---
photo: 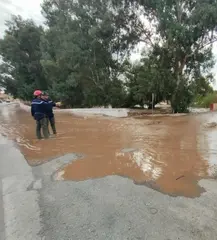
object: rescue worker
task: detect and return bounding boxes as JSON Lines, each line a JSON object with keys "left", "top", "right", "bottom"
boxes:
{"left": 31, "top": 90, "right": 49, "bottom": 140}
{"left": 42, "top": 92, "right": 58, "bottom": 135}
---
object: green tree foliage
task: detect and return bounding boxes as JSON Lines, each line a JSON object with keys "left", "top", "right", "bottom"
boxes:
{"left": 137, "top": 0, "right": 217, "bottom": 112}
{"left": 0, "top": 0, "right": 217, "bottom": 111}
{"left": 193, "top": 75, "right": 214, "bottom": 97}
{"left": 125, "top": 45, "right": 176, "bottom": 108}
{"left": 0, "top": 15, "right": 47, "bottom": 100}
{"left": 40, "top": 0, "right": 141, "bottom": 106}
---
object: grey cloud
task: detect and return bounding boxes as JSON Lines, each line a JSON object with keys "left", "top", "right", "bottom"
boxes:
{"left": 0, "top": 0, "right": 12, "bottom": 5}
{"left": 0, "top": 0, "right": 43, "bottom": 36}
{"left": 0, "top": 2, "right": 13, "bottom": 35}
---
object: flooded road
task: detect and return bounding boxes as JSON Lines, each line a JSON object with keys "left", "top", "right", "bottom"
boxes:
{"left": 0, "top": 104, "right": 217, "bottom": 198}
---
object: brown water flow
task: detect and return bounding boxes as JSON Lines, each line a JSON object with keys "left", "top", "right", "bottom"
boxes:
{"left": 0, "top": 104, "right": 216, "bottom": 197}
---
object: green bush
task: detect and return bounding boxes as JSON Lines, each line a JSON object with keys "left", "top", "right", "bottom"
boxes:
{"left": 194, "top": 93, "right": 217, "bottom": 108}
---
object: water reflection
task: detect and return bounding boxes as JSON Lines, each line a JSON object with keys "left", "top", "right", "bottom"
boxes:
{"left": 198, "top": 113, "right": 217, "bottom": 178}
{"left": 1, "top": 104, "right": 217, "bottom": 197}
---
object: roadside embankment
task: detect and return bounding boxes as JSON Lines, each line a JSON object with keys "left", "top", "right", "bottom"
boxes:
{"left": 18, "top": 102, "right": 210, "bottom": 118}
{"left": 19, "top": 102, "right": 130, "bottom": 118}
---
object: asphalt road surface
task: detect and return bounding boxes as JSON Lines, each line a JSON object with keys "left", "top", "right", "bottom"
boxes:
{"left": 0, "top": 104, "right": 217, "bottom": 240}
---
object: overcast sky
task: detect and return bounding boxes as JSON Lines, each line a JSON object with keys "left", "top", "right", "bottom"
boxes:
{"left": 0, "top": 0, "right": 43, "bottom": 36}
{"left": 0, "top": 0, "right": 217, "bottom": 88}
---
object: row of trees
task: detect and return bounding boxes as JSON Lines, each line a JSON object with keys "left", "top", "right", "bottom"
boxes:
{"left": 0, "top": 0, "right": 217, "bottom": 112}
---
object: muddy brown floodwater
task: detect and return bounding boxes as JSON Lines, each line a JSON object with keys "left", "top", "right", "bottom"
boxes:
{"left": 1, "top": 104, "right": 217, "bottom": 198}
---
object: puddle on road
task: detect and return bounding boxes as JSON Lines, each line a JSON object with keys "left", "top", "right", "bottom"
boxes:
{"left": 0, "top": 104, "right": 217, "bottom": 197}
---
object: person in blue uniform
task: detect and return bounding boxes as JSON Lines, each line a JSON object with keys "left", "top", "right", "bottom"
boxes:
{"left": 42, "top": 92, "right": 58, "bottom": 135}
{"left": 31, "top": 90, "right": 49, "bottom": 139}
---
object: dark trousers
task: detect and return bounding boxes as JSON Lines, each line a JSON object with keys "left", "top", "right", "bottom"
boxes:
{"left": 36, "top": 118, "right": 49, "bottom": 139}
{"left": 47, "top": 116, "right": 57, "bottom": 134}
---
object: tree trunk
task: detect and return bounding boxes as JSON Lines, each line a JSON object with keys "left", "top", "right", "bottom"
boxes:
{"left": 171, "top": 61, "right": 185, "bottom": 113}
{"left": 148, "top": 102, "right": 155, "bottom": 110}
{"left": 171, "top": 73, "right": 190, "bottom": 113}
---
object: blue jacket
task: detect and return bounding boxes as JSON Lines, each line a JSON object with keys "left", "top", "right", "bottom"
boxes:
{"left": 46, "top": 98, "right": 56, "bottom": 118}
{"left": 31, "top": 98, "right": 48, "bottom": 121}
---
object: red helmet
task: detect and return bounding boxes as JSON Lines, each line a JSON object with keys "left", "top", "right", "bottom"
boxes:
{"left": 33, "top": 90, "right": 42, "bottom": 96}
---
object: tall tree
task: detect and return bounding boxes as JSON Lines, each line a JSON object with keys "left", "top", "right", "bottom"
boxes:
{"left": 137, "top": 0, "right": 217, "bottom": 112}
{"left": 40, "top": 0, "right": 142, "bottom": 107}
{"left": 0, "top": 15, "right": 47, "bottom": 100}
{"left": 125, "top": 47, "right": 175, "bottom": 108}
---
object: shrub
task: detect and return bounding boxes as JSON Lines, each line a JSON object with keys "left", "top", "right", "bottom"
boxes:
{"left": 194, "top": 93, "right": 217, "bottom": 108}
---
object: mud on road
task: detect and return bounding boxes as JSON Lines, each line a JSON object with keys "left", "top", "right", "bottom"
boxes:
{"left": 0, "top": 104, "right": 217, "bottom": 198}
